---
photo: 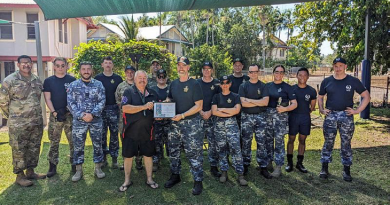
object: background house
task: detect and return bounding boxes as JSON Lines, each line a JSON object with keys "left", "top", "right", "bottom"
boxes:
{"left": 0, "top": 0, "right": 96, "bottom": 81}
{"left": 257, "top": 34, "right": 289, "bottom": 61}
{"left": 87, "top": 23, "right": 190, "bottom": 56}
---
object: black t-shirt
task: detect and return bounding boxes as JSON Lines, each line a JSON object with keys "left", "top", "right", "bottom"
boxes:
{"left": 267, "top": 82, "right": 296, "bottom": 108}
{"left": 197, "top": 78, "right": 221, "bottom": 111}
{"left": 228, "top": 74, "right": 250, "bottom": 94}
{"left": 212, "top": 92, "right": 241, "bottom": 117}
{"left": 43, "top": 74, "right": 76, "bottom": 111}
{"left": 95, "top": 73, "right": 123, "bottom": 105}
{"left": 291, "top": 84, "right": 317, "bottom": 114}
{"left": 168, "top": 78, "right": 203, "bottom": 119}
{"left": 122, "top": 86, "right": 158, "bottom": 141}
{"left": 151, "top": 85, "right": 169, "bottom": 102}
{"left": 319, "top": 75, "right": 366, "bottom": 111}
{"left": 238, "top": 80, "right": 269, "bottom": 114}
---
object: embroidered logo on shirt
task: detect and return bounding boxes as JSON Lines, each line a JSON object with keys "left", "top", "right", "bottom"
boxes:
{"left": 211, "top": 85, "right": 215, "bottom": 90}
{"left": 227, "top": 98, "right": 232, "bottom": 103}
{"left": 111, "top": 79, "right": 115, "bottom": 84}
{"left": 346, "top": 85, "right": 351, "bottom": 92}
{"left": 184, "top": 86, "right": 189, "bottom": 92}
{"left": 277, "top": 88, "right": 282, "bottom": 93}
{"left": 122, "top": 96, "right": 128, "bottom": 104}
{"left": 258, "top": 89, "right": 261, "bottom": 95}
{"left": 305, "top": 94, "right": 310, "bottom": 101}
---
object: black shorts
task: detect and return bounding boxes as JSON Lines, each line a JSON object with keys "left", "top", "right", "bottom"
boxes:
{"left": 122, "top": 137, "right": 156, "bottom": 158}
{"left": 288, "top": 113, "right": 311, "bottom": 136}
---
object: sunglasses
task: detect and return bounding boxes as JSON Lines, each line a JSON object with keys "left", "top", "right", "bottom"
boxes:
{"left": 55, "top": 64, "right": 66, "bottom": 68}
{"left": 248, "top": 71, "right": 259, "bottom": 74}
{"left": 220, "top": 81, "right": 231, "bottom": 85}
{"left": 274, "top": 71, "right": 285, "bottom": 74}
{"left": 157, "top": 75, "right": 166, "bottom": 79}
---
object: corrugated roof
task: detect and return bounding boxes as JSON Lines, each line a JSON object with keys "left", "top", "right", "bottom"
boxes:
{"left": 137, "top": 25, "right": 174, "bottom": 40}
{"left": 100, "top": 23, "right": 125, "bottom": 39}
{"left": 0, "top": 0, "right": 36, "bottom": 4}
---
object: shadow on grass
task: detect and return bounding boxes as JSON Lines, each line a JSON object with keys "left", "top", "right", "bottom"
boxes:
{"left": 0, "top": 142, "right": 8, "bottom": 146}
{"left": 0, "top": 143, "right": 389, "bottom": 204}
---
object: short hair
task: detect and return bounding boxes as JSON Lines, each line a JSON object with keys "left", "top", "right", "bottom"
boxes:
{"left": 53, "top": 57, "right": 67, "bottom": 65}
{"left": 134, "top": 70, "right": 147, "bottom": 79}
{"left": 102, "top": 56, "right": 113, "bottom": 62}
{"left": 79, "top": 61, "right": 93, "bottom": 68}
{"left": 18, "top": 55, "right": 32, "bottom": 63}
{"left": 273, "top": 64, "right": 286, "bottom": 73}
{"left": 297, "top": 67, "right": 309, "bottom": 76}
{"left": 249, "top": 64, "right": 259, "bottom": 70}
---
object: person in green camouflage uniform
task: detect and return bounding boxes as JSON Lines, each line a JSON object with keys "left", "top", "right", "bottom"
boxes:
{"left": 0, "top": 55, "right": 46, "bottom": 187}
{"left": 147, "top": 59, "right": 161, "bottom": 88}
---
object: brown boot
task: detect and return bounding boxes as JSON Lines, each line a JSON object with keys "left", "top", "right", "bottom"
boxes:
{"left": 26, "top": 168, "right": 46, "bottom": 180}
{"left": 15, "top": 172, "right": 33, "bottom": 187}
{"left": 238, "top": 174, "right": 248, "bottom": 186}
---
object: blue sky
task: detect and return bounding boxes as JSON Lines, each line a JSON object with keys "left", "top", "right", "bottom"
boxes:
{"left": 107, "top": 3, "right": 334, "bottom": 55}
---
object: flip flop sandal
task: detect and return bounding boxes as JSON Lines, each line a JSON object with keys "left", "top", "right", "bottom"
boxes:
{"left": 145, "top": 181, "right": 159, "bottom": 189}
{"left": 118, "top": 181, "right": 133, "bottom": 192}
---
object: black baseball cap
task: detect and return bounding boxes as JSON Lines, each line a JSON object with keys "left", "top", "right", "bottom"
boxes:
{"left": 333, "top": 57, "right": 347, "bottom": 65}
{"left": 125, "top": 65, "right": 136, "bottom": 72}
{"left": 219, "top": 75, "right": 231, "bottom": 83}
{"left": 157, "top": 69, "right": 166, "bottom": 76}
{"left": 233, "top": 57, "right": 244, "bottom": 64}
{"left": 202, "top": 61, "right": 213, "bottom": 69}
{"left": 177, "top": 56, "right": 190, "bottom": 65}
{"left": 151, "top": 59, "right": 160, "bottom": 64}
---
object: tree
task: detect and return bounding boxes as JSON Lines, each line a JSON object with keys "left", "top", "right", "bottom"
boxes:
{"left": 91, "top": 16, "right": 116, "bottom": 25}
{"left": 116, "top": 15, "right": 139, "bottom": 42}
{"left": 293, "top": 0, "right": 390, "bottom": 74}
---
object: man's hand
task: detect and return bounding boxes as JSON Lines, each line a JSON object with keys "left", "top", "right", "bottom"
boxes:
{"left": 200, "top": 110, "right": 211, "bottom": 120}
{"left": 171, "top": 114, "right": 182, "bottom": 122}
{"left": 276, "top": 106, "right": 286, "bottom": 113}
{"left": 320, "top": 108, "right": 331, "bottom": 116}
{"left": 83, "top": 113, "right": 93, "bottom": 122}
{"left": 345, "top": 107, "right": 358, "bottom": 116}
{"left": 145, "top": 102, "right": 154, "bottom": 110}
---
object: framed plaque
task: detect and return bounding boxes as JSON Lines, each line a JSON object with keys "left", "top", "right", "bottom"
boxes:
{"left": 154, "top": 102, "right": 176, "bottom": 118}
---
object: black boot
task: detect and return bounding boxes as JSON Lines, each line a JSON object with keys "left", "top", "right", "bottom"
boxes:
{"left": 135, "top": 156, "right": 143, "bottom": 170}
{"left": 285, "top": 154, "right": 294, "bottom": 172}
{"left": 342, "top": 165, "right": 353, "bottom": 182}
{"left": 192, "top": 181, "right": 203, "bottom": 195}
{"left": 296, "top": 155, "right": 308, "bottom": 173}
{"left": 243, "top": 165, "right": 249, "bottom": 176}
{"left": 164, "top": 174, "right": 181, "bottom": 188}
{"left": 210, "top": 166, "right": 221, "bottom": 177}
{"left": 71, "top": 165, "right": 76, "bottom": 173}
{"left": 260, "top": 167, "right": 273, "bottom": 179}
{"left": 319, "top": 163, "right": 329, "bottom": 179}
{"left": 47, "top": 162, "right": 57, "bottom": 178}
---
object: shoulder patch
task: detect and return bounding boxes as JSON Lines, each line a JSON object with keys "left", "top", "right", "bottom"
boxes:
{"left": 122, "top": 96, "right": 128, "bottom": 104}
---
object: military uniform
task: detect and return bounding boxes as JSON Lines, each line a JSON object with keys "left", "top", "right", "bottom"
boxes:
{"left": 212, "top": 92, "right": 244, "bottom": 174}
{"left": 147, "top": 77, "right": 158, "bottom": 89}
{"left": 115, "top": 81, "right": 133, "bottom": 135}
{"left": 47, "top": 112, "right": 73, "bottom": 165}
{"left": 0, "top": 71, "right": 43, "bottom": 174}
{"left": 67, "top": 79, "right": 106, "bottom": 165}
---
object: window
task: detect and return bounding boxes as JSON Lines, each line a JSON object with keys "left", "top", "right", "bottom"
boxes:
{"left": 0, "top": 12, "right": 12, "bottom": 39}
{"left": 280, "top": 49, "right": 285, "bottom": 57}
{"left": 4, "top": 62, "right": 15, "bottom": 77}
{"left": 58, "top": 19, "right": 63, "bottom": 42}
{"left": 26, "top": 13, "right": 38, "bottom": 39}
{"left": 63, "top": 20, "right": 68, "bottom": 44}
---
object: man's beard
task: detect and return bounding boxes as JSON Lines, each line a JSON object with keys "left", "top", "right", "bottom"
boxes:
{"left": 81, "top": 74, "right": 92, "bottom": 80}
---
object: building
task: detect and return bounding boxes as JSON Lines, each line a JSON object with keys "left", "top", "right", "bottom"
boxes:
{"left": 0, "top": 0, "right": 96, "bottom": 81}
{"left": 258, "top": 34, "right": 289, "bottom": 61}
{"left": 87, "top": 23, "right": 190, "bottom": 56}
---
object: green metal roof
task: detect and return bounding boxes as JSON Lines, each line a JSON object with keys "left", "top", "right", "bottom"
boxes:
{"left": 33, "top": 0, "right": 310, "bottom": 20}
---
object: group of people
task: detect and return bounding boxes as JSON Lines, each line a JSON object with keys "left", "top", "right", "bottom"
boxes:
{"left": 0, "top": 54, "right": 369, "bottom": 196}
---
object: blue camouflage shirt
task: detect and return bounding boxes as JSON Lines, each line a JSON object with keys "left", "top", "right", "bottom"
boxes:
{"left": 67, "top": 79, "right": 106, "bottom": 120}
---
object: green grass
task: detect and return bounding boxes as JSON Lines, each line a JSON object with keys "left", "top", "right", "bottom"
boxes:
{"left": 0, "top": 108, "right": 389, "bottom": 205}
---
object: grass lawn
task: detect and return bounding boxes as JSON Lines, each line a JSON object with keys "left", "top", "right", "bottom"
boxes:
{"left": 0, "top": 108, "right": 389, "bottom": 205}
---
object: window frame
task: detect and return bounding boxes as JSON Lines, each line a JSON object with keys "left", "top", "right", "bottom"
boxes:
{"left": 0, "top": 11, "right": 13, "bottom": 40}
{"left": 26, "top": 13, "right": 39, "bottom": 40}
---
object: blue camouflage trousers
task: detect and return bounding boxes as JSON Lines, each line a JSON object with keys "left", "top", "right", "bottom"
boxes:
{"left": 203, "top": 116, "right": 218, "bottom": 167}
{"left": 101, "top": 105, "right": 119, "bottom": 158}
{"left": 214, "top": 117, "right": 244, "bottom": 174}
{"left": 241, "top": 112, "right": 268, "bottom": 167}
{"left": 72, "top": 118, "right": 104, "bottom": 165}
{"left": 321, "top": 111, "right": 355, "bottom": 166}
{"left": 153, "top": 120, "right": 170, "bottom": 163}
{"left": 168, "top": 115, "right": 204, "bottom": 181}
{"left": 266, "top": 108, "right": 288, "bottom": 166}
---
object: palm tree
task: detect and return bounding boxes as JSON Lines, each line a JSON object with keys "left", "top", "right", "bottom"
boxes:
{"left": 117, "top": 15, "right": 138, "bottom": 42}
